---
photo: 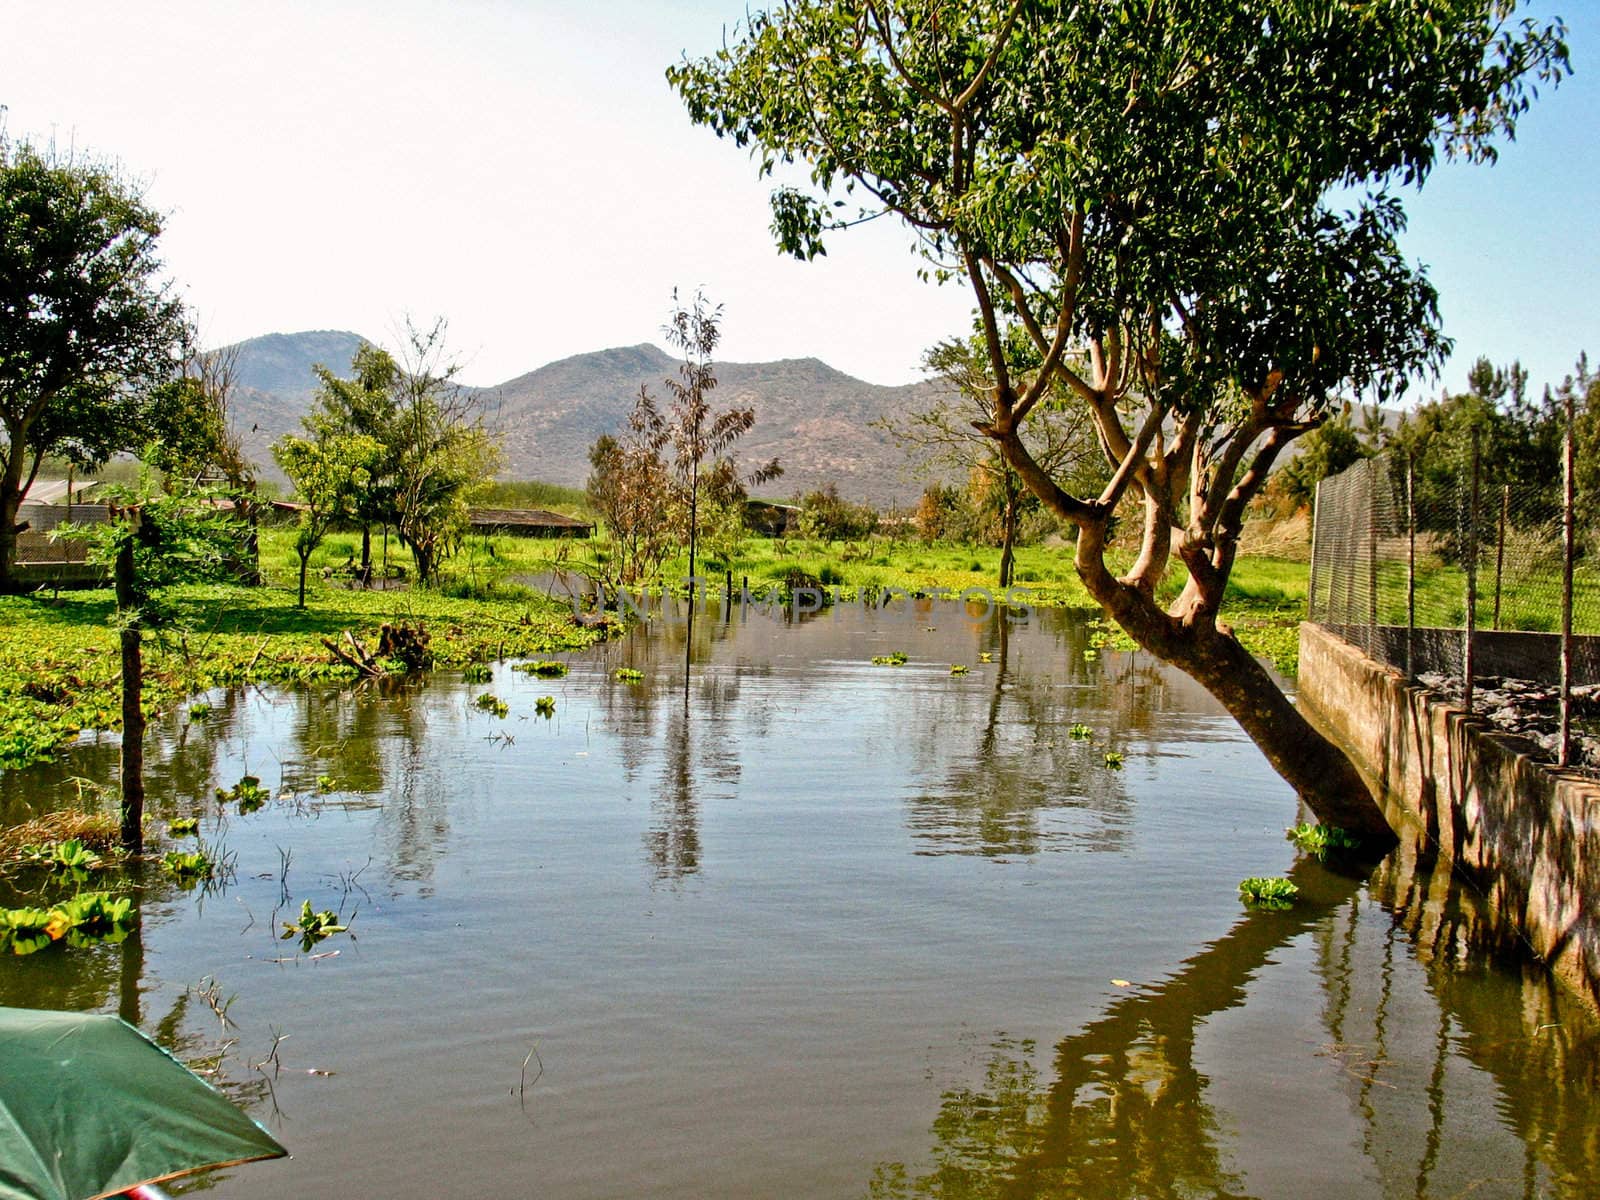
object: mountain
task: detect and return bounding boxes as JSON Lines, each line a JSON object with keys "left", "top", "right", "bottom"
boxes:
{"left": 222, "top": 331, "right": 950, "bottom": 506}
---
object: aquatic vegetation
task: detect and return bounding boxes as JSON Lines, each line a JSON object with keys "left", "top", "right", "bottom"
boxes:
{"left": 1, "top": 892, "right": 137, "bottom": 955}
{"left": 0, "top": 809, "right": 119, "bottom": 865}
{"left": 1102, "top": 750, "right": 1125, "bottom": 769}
{"left": 216, "top": 774, "right": 270, "bottom": 813}
{"left": 949, "top": 664, "right": 970, "bottom": 675}
{"left": 513, "top": 659, "right": 569, "bottom": 677}
{"left": 19, "top": 838, "right": 103, "bottom": 874}
{"left": 188, "top": 702, "right": 213, "bottom": 720}
{"left": 614, "top": 667, "right": 645, "bottom": 683}
{"left": 1286, "top": 823, "right": 1361, "bottom": 859}
{"left": 316, "top": 774, "right": 338, "bottom": 794}
{"left": 168, "top": 817, "right": 200, "bottom": 838}
{"left": 1238, "top": 877, "right": 1299, "bottom": 911}
{"left": 474, "top": 693, "right": 510, "bottom": 718}
{"left": 281, "top": 899, "right": 348, "bottom": 952}
{"left": 534, "top": 695, "right": 557, "bottom": 717}
{"left": 1082, "top": 648, "right": 1099, "bottom": 661}
{"left": 1068, "top": 724, "right": 1093, "bottom": 740}
{"left": 978, "top": 652, "right": 993, "bottom": 663}
{"left": 871, "top": 651, "right": 908, "bottom": 666}
{"left": 462, "top": 662, "right": 494, "bottom": 684}
{"left": 162, "top": 850, "right": 215, "bottom": 880}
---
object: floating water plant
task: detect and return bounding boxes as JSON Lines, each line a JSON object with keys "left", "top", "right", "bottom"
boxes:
{"left": 168, "top": 817, "right": 200, "bottom": 838}
{"left": 474, "top": 693, "right": 510, "bottom": 718}
{"left": 162, "top": 850, "right": 214, "bottom": 880}
{"left": 316, "top": 774, "right": 338, "bottom": 794}
{"left": 949, "top": 664, "right": 970, "bottom": 675}
{"left": 281, "top": 899, "right": 348, "bottom": 952}
{"left": 1068, "top": 724, "right": 1093, "bottom": 740}
{"left": 1286, "top": 823, "right": 1360, "bottom": 859}
{"left": 1083, "top": 648, "right": 1099, "bottom": 661}
{"left": 1103, "top": 750, "right": 1125, "bottom": 769}
{"left": 1, "top": 892, "right": 137, "bottom": 955}
{"left": 216, "top": 775, "right": 269, "bottom": 813}
{"left": 188, "top": 702, "right": 213, "bottom": 720}
{"left": 614, "top": 667, "right": 645, "bottom": 683}
{"left": 534, "top": 695, "right": 557, "bottom": 717}
{"left": 1239, "top": 877, "right": 1299, "bottom": 911}
{"left": 20, "top": 838, "right": 103, "bottom": 874}
{"left": 871, "top": 651, "right": 909, "bottom": 666}
{"left": 513, "top": 660, "right": 569, "bottom": 678}
{"left": 462, "top": 662, "right": 494, "bottom": 684}
{"left": 978, "top": 652, "right": 993, "bottom": 663}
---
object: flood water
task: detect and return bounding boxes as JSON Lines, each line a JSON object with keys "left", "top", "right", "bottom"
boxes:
{"left": 3, "top": 596, "right": 1598, "bottom": 1199}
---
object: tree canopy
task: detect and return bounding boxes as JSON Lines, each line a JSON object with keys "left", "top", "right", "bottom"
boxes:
{"left": 670, "top": 0, "right": 1568, "bottom": 837}
{"left": 0, "top": 132, "right": 188, "bottom": 588}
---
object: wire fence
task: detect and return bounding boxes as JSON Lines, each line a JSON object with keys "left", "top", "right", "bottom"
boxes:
{"left": 1309, "top": 429, "right": 1597, "bottom": 773}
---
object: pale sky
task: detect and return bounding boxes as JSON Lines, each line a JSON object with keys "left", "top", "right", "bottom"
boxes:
{"left": 2, "top": 0, "right": 1594, "bottom": 397}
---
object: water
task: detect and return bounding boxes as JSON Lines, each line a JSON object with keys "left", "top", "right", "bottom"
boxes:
{"left": 2, "top": 598, "right": 1597, "bottom": 1199}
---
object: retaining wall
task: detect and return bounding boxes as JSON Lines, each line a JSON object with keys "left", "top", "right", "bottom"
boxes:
{"left": 1298, "top": 620, "right": 1600, "bottom": 1012}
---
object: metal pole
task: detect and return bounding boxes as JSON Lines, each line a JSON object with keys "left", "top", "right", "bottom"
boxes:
{"left": 1560, "top": 387, "right": 1576, "bottom": 767}
{"left": 1493, "top": 484, "right": 1509, "bottom": 630}
{"left": 1367, "top": 463, "right": 1379, "bottom": 656}
{"left": 1407, "top": 454, "right": 1416, "bottom": 680}
{"left": 1308, "top": 478, "right": 1323, "bottom": 622}
{"left": 1464, "top": 429, "right": 1481, "bottom": 714}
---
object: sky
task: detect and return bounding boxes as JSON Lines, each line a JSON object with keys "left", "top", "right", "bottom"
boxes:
{"left": 1, "top": 0, "right": 1594, "bottom": 397}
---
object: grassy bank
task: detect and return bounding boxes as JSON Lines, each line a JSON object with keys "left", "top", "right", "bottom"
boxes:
{"left": 0, "top": 564, "right": 605, "bottom": 772}
{"left": 0, "top": 524, "right": 1310, "bottom": 776}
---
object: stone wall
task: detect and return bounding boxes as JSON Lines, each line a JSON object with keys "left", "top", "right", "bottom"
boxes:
{"left": 1298, "top": 621, "right": 1600, "bottom": 1012}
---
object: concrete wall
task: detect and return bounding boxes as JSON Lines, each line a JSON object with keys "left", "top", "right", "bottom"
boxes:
{"left": 1299, "top": 621, "right": 1600, "bottom": 1013}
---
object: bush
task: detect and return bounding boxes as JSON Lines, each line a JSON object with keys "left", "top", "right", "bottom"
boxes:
{"left": 797, "top": 484, "right": 878, "bottom": 541}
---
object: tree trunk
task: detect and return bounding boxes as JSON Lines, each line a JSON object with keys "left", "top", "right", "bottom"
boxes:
{"left": 297, "top": 548, "right": 310, "bottom": 608}
{"left": 999, "top": 496, "right": 1018, "bottom": 590}
{"left": 115, "top": 535, "right": 144, "bottom": 854}
{"left": 0, "top": 475, "right": 28, "bottom": 595}
{"left": 1085, "top": 560, "right": 1394, "bottom": 846}
{"left": 1182, "top": 625, "right": 1394, "bottom": 847}
{"left": 360, "top": 524, "right": 372, "bottom": 587}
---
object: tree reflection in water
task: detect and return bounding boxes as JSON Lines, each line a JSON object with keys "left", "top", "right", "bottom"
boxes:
{"left": 868, "top": 853, "right": 1600, "bottom": 1199}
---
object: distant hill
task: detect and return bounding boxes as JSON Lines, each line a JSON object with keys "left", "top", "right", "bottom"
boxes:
{"left": 221, "top": 331, "right": 949, "bottom": 506}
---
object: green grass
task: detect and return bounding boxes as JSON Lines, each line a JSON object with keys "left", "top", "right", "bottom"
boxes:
{"left": 0, "top": 533, "right": 606, "bottom": 772}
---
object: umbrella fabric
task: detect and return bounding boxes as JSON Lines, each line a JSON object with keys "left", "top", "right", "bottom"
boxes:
{"left": 0, "top": 1007, "right": 287, "bottom": 1200}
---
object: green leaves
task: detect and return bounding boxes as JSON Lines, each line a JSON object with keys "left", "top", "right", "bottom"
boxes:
{"left": 280, "top": 899, "right": 348, "bottom": 952}
{"left": 1, "top": 891, "right": 137, "bottom": 955}
{"left": 1239, "top": 876, "right": 1299, "bottom": 910}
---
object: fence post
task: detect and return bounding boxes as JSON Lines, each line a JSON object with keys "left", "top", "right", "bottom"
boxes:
{"left": 1366, "top": 462, "right": 1379, "bottom": 656}
{"left": 1492, "top": 484, "right": 1509, "bottom": 631}
{"left": 1406, "top": 453, "right": 1416, "bottom": 680}
{"left": 1464, "top": 428, "right": 1480, "bottom": 715}
{"left": 1560, "top": 385, "right": 1576, "bottom": 767}
{"left": 1308, "top": 479, "right": 1323, "bottom": 622}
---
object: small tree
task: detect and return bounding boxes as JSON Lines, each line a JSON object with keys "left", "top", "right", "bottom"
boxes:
{"left": 389, "top": 321, "right": 500, "bottom": 585}
{"left": 305, "top": 343, "right": 401, "bottom": 581}
{"left": 273, "top": 433, "right": 381, "bottom": 607}
{"left": 586, "top": 409, "right": 677, "bottom": 588}
{"left": 797, "top": 484, "right": 878, "bottom": 541}
{"left": 0, "top": 131, "right": 188, "bottom": 590}
{"left": 657, "top": 292, "right": 780, "bottom": 585}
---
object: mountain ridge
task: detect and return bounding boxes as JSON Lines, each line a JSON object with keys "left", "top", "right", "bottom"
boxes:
{"left": 219, "top": 330, "right": 946, "bottom": 505}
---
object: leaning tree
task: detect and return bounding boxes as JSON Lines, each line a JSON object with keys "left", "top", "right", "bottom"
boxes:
{"left": 670, "top": 0, "right": 1567, "bottom": 841}
{"left": 0, "top": 132, "right": 188, "bottom": 591}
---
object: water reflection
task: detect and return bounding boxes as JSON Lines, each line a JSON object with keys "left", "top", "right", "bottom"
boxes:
{"left": 870, "top": 845, "right": 1600, "bottom": 1199}
{"left": 4, "top": 599, "right": 1598, "bottom": 1199}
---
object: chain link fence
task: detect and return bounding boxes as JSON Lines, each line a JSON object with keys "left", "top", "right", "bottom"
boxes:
{"left": 1309, "top": 434, "right": 1598, "bottom": 772}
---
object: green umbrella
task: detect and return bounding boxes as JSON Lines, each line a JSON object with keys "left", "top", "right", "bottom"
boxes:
{"left": 0, "top": 1007, "right": 287, "bottom": 1200}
